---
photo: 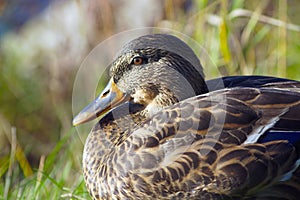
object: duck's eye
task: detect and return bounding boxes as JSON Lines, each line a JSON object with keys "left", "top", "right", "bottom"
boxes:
{"left": 132, "top": 57, "right": 144, "bottom": 65}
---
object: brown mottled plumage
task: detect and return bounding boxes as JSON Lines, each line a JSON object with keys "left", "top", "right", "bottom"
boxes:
{"left": 73, "top": 34, "right": 300, "bottom": 199}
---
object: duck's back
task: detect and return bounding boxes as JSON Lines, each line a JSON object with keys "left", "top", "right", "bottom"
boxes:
{"left": 85, "top": 85, "right": 300, "bottom": 199}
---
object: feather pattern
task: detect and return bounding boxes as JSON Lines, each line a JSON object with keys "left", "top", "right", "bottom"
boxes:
{"left": 73, "top": 34, "right": 300, "bottom": 199}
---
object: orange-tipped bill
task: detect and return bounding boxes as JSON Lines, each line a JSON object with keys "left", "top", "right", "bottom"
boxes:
{"left": 73, "top": 78, "right": 130, "bottom": 126}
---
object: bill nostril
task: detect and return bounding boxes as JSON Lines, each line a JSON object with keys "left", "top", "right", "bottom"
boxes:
{"left": 102, "top": 90, "right": 110, "bottom": 98}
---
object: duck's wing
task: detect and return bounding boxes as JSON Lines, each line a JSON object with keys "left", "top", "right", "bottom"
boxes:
{"left": 206, "top": 75, "right": 300, "bottom": 91}
{"left": 259, "top": 79, "right": 300, "bottom": 132}
{"left": 121, "top": 87, "right": 300, "bottom": 198}
{"left": 249, "top": 166, "right": 300, "bottom": 200}
{"left": 207, "top": 76, "right": 300, "bottom": 138}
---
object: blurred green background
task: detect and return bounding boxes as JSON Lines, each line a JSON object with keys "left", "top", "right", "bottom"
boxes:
{"left": 1, "top": 0, "right": 300, "bottom": 199}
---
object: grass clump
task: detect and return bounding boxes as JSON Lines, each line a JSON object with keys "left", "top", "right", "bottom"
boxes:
{"left": 0, "top": 127, "right": 90, "bottom": 200}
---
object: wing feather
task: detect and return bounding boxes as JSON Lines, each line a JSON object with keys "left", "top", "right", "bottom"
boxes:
{"left": 123, "top": 87, "right": 300, "bottom": 198}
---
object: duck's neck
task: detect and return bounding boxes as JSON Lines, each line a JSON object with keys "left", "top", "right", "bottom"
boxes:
{"left": 98, "top": 103, "right": 146, "bottom": 144}
{"left": 82, "top": 102, "right": 147, "bottom": 198}
{"left": 89, "top": 102, "right": 147, "bottom": 150}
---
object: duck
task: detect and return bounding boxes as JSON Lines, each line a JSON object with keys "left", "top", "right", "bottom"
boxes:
{"left": 73, "top": 34, "right": 300, "bottom": 200}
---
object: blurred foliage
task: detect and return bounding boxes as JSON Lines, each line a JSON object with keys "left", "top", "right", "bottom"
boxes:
{"left": 0, "top": 0, "right": 300, "bottom": 198}
{"left": 0, "top": 0, "right": 53, "bottom": 37}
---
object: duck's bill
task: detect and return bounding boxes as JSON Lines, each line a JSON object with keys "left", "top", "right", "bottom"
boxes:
{"left": 72, "top": 78, "right": 130, "bottom": 126}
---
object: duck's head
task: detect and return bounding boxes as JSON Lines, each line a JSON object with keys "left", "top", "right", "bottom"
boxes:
{"left": 73, "top": 34, "right": 208, "bottom": 126}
